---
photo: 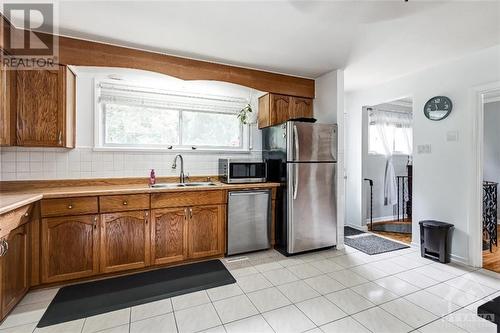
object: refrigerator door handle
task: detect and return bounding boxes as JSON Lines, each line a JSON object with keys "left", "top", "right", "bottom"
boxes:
{"left": 293, "top": 125, "right": 299, "bottom": 161}
{"left": 293, "top": 163, "right": 299, "bottom": 200}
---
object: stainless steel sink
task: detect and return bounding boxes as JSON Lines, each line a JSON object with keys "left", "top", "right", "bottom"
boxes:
{"left": 183, "top": 182, "right": 217, "bottom": 187}
{"left": 151, "top": 182, "right": 217, "bottom": 188}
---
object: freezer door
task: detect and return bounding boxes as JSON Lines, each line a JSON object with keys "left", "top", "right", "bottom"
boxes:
{"left": 287, "top": 162, "right": 337, "bottom": 253}
{"left": 227, "top": 190, "right": 271, "bottom": 255}
{"left": 287, "top": 122, "right": 337, "bottom": 162}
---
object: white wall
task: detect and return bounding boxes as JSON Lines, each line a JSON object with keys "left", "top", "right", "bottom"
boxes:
{"left": 345, "top": 45, "right": 500, "bottom": 264}
{"left": 483, "top": 101, "right": 500, "bottom": 215}
{"left": 0, "top": 67, "right": 263, "bottom": 180}
{"left": 314, "top": 69, "right": 345, "bottom": 248}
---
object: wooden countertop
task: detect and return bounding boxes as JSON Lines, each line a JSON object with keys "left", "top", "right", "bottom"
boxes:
{"left": 0, "top": 181, "right": 280, "bottom": 215}
{"left": 0, "top": 193, "right": 44, "bottom": 214}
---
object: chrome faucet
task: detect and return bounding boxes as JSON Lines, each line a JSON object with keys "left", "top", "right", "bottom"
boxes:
{"left": 172, "top": 154, "right": 186, "bottom": 183}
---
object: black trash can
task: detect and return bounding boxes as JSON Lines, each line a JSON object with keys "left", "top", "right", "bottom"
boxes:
{"left": 419, "top": 220, "right": 454, "bottom": 263}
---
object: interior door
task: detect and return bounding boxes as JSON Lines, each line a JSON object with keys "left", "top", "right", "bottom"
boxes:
{"left": 287, "top": 162, "right": 337, "bottom": 253}
{"left": 287, "top": 122, "right": 337, "bottom": 162}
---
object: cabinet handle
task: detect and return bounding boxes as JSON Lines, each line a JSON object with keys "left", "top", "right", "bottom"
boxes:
{"left": 0, "top": 241, "right": 5, "bottom": 256}
{"left": 58, "top": 131, "right": 62, "bottom": 145}
{"left": 2, "top": 240, "right": 8, "bottom": 256}
{"left": 24, "top": 212, "right": 29, "bottom": 217}
{"left": 122, "top": 201, "right": 128, "bottom": 206}
{"left": 93, "top": 216, "right": 97, "bottom": 229}
{"left": 68, "top": 204, "right": 73, "bottom": 209}
{"left": 189, "top": 208, "right": 193, "bottom": 219}
{"left": 184, "top": 208, "right": 188, "bottom": 220}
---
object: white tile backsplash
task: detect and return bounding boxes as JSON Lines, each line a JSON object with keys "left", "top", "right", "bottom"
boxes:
{"left": 0, "top": 147, "right": 261, "bottom": 181}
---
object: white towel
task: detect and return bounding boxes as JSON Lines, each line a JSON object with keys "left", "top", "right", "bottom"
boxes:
{"left": 384, "top": 157, "right": 397, "bottom": 206}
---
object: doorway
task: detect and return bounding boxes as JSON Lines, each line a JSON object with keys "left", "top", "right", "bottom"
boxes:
{"left": 363, "top": 97, "right": 413, "bottom": 244}
{"left": 482, "top": 90, "right": 500, "bottom": 273}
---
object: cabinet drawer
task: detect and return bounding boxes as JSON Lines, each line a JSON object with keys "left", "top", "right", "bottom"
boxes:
{"left": 41, "top": 197, "right": 98, "bottom": 217}
{"left": 151, "top": 190, "right": 225, "bottom": 209}
{"left": 99, "top": 194, "right": 150, "bottom": 213}
{"left": 0, "top": 204, "right": 33, "bottom": 238}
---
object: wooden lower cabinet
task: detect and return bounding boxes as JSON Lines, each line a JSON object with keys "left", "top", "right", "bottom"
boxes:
{"left": 1, "top": 224, "right": 29, "bottom": 317}
{"left": 151, "top": 208, "right": 188, "bottom": 265}
{"left": 188, "top": 205, "right": 225, "bottom": 259}
{"left": 41, "top": 215, "right": 99, "bottom": 283}
{"left": 100, "top": 210, "right": 150, "bottom": 273}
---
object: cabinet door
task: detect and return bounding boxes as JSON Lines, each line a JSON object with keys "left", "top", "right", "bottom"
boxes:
{"left": 100, "top": 210, "right": 150, "bottom": 273}
{"left": 270, "top": 94, "right": 290, "bottom": 125}
{"left": 187, "top": 205, "right": 224, "bottom": 259}
{"left": 1, "top": 224, "right": 29, "bottom": 316}
{"left": 41, "top": 215, "right": 99, "bottom": 283}
{"left": 289, "top": 97, "right": 313, "bottom": 119}
{"left": 15, "top": 65, "right": 75, "bottom": 147}
{"left": 151, "top": 208, "right": 187, "bottom": 265}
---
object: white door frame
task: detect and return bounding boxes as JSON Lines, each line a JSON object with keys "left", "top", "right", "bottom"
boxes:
{"left": 469, "top": 81, "right": 500, "bottom": 268}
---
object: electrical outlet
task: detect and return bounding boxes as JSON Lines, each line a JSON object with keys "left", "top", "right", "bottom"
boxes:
{"left": 446, "top": 130, "right": 459, "bottom": 142}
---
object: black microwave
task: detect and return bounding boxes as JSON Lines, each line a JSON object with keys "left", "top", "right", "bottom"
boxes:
{"left": 218, "top": 159, "right": 267, "bottom": 183}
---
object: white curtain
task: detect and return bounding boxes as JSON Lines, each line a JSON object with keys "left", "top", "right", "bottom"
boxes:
{"left": 370, "top": 110, "right": 412, "bottom": 206}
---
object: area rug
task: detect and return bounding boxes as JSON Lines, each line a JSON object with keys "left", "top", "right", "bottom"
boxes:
{"left": 344, "top": 226, "right": 409, "bottom": 255}
{"left": 37, "top": 260, "right": 235, "bottom": 328}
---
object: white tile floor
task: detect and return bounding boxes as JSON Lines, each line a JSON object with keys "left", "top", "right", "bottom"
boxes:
{"left": 0, "top": 245, "right": 499, "bottom": 333}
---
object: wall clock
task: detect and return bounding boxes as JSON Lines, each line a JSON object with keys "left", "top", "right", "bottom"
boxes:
{"left": 424, "top": 96, "right": 453, "bottom": 121}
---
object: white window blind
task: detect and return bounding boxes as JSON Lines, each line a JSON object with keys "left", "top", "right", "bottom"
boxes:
{"left": 95, "top": 82, "right": 249, "bottom": 151}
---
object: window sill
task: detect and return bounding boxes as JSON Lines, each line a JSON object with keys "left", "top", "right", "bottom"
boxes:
{"left": 93, "top": 147, "right": 253, "bottom": 154}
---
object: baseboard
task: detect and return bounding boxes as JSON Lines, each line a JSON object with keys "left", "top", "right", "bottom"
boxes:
{"left": 365, "top": 215, "right": 399, "bottom": 223}
{"left": 345, "top": 223, "right": 368, "bottom": 232}
{"left": 411, "top": 241, "right": 471, "bottom": 266}
{"left": 450, "top": 253, "right": 470, "bottom": 266}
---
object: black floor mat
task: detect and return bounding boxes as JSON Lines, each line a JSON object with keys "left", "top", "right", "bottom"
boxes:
{"left": 344, "top": 226, "right": 366, "bottom": 237}
{"left": 37, "top": 260, "right": 235, "bottom": 328}
{"left": 345, "top": 234, "right": 409, "bottom": 255}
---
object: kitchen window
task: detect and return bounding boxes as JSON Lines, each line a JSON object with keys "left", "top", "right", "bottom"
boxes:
{"left": 95, "top": 81, "right": 248, "bottom": 151}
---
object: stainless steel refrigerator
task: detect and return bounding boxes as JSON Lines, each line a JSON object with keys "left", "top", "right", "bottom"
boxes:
{"left": 262, "top": 120, "right": 337, "bottom": 255}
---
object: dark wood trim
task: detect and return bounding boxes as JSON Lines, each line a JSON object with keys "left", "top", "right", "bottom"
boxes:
{"left": 1, "top": 13, "right": 314, "bottom": 98}
{"left": 55, "top": 35, "right": 314, "bottom": 98}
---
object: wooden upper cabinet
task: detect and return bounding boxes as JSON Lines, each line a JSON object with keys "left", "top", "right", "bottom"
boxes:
{"left": 41, "top": 215, "right": 99, "bottom": 283}
{"left": 0, "top": 60, "right": 14, "bottom": 146}
{"left": 151, "top": 208, "right": 187, "bottom": 265}
{"left": 1, "top": 223, "right": 29, "bottom": 317}
{"left": 187, "top": 205, "right": 224, "bottom": 259}
{"left": 15, "top": 65, "right": 75, "bottom": 148}
{"left": 289, "top": 97, "right": 313, "bottom": 120}
{"left": 270, "top": 94, "right": 291, "bottom": 125}
{"left": 258, "top": 93, "right": 313, "bottom": 128}
{"left": 100, "top": 210, "right": 150, "bottom": 273}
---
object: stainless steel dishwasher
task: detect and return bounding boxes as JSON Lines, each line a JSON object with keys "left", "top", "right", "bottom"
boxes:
{"left": 227, "top": 190, "right": 271, "bottom": 256}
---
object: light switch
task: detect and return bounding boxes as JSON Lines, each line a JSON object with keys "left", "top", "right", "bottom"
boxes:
{"left": 417, "top": 144, "right": 431, "bottom": 154}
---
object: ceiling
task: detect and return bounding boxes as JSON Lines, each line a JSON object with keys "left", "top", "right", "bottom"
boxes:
{"left": 4, "top": 1, "right": 500, "bottom": 91}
